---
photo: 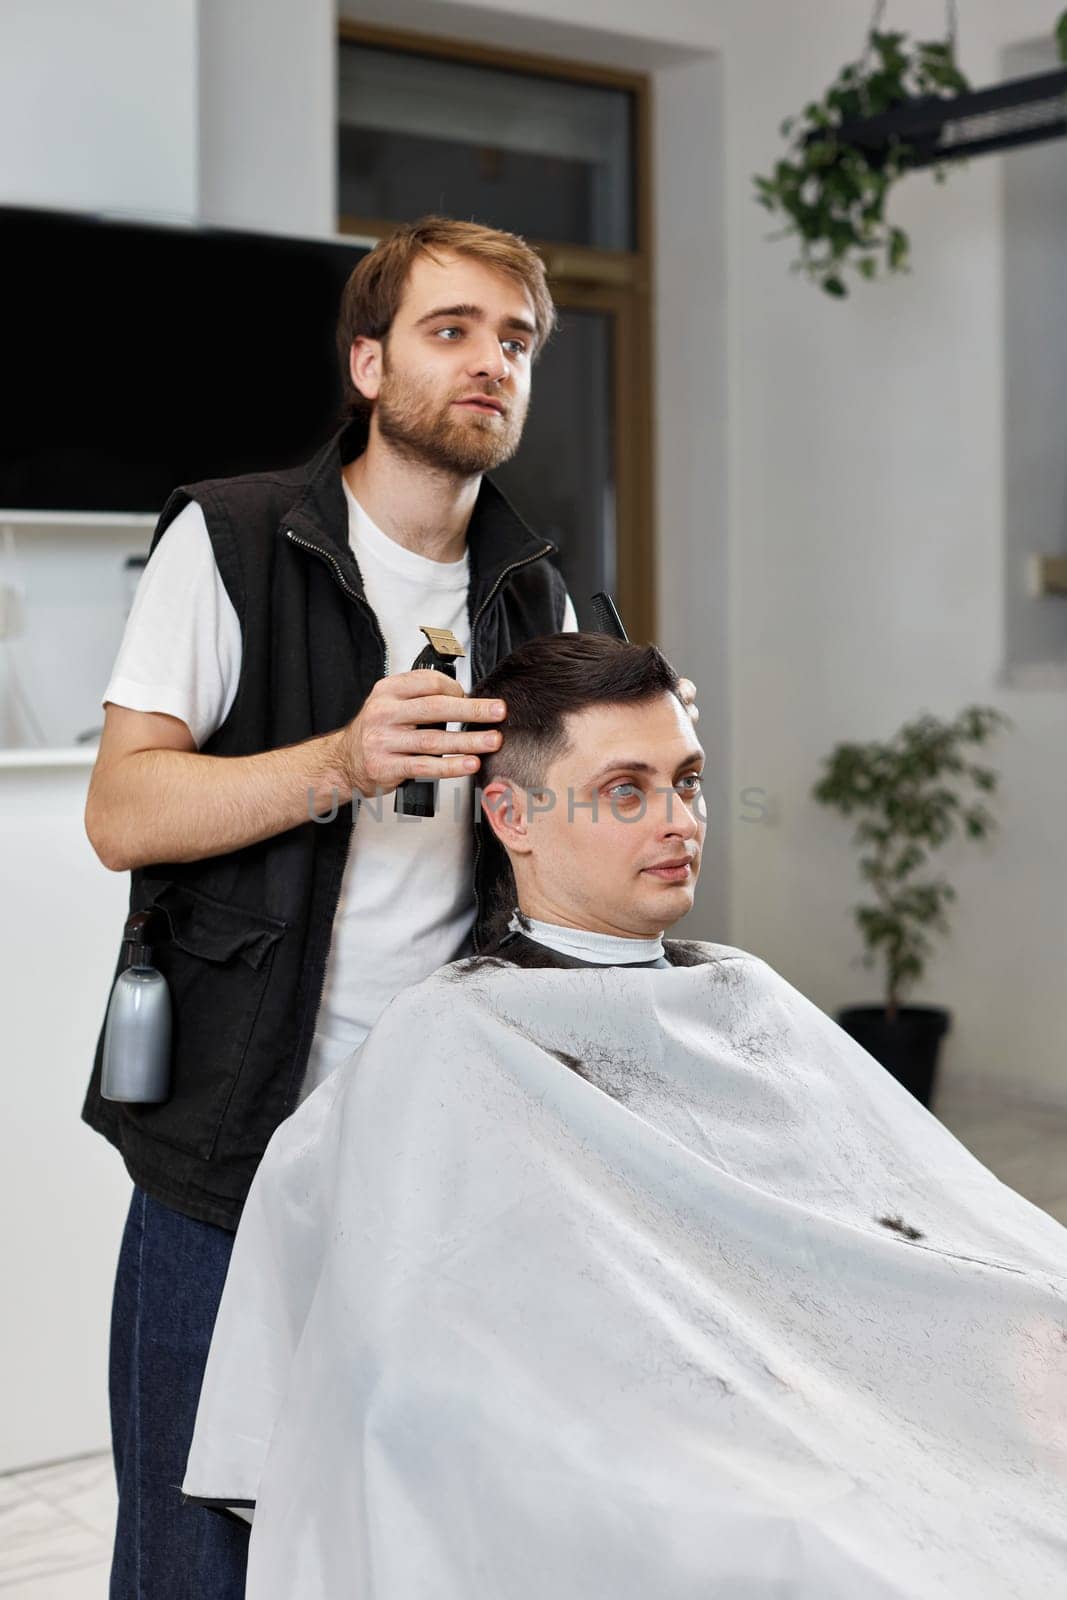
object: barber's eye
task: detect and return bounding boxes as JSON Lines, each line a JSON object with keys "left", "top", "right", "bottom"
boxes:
{"left": 677, "top": 774, "right": 703, "bottom": 794}
{"left": 436, "top": 326, "right": 463, "bottom": 339}
{"left": 608, "top": 782, "right": 640, "bottom": 799}
{"left": 503, "top": 338, "right": 527, "bottom": 355}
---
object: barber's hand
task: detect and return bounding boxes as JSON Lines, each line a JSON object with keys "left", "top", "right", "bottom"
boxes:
{"left": 677, "top": 677, "right": 699, "bottom": 724}
{"left": 336, "top": 671, "right": 505, "bottom": 799}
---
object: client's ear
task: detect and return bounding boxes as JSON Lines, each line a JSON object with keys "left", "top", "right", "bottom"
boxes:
{"left": 479, "top": 778, "right": 534, "bottom": 856}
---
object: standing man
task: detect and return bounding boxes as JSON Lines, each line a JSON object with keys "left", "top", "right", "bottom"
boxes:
{"left": 83, "top": 215, "right": 694, "bottom": 1596}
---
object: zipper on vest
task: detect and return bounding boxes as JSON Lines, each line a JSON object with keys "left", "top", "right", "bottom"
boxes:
{"left": 285, "top": 528, "right": 389, "bottom": 675}
{"left": 469, "top": 542, "right": 554, "bottom": 954}
{"left": 469, "top": 544, "right": 554, "bottom": 674}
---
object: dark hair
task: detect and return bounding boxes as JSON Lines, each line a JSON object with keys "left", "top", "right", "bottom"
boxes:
{"left": 468, "top": 633, "right": 683, "bottom": 948}
{"left": 470, "top": 632, "right": 683, "bottom": 791}
{"left": 336, "top": 215, "right": 558, "bottom": 418}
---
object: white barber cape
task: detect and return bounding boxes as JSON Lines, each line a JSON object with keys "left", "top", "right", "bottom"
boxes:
{"left": 183, "top": 945, "right": 1067, "bottom": 1598}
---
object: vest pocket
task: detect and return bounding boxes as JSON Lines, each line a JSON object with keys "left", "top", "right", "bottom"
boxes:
{"left": 121, "top": 881, "right": 288, "bottom": 1162}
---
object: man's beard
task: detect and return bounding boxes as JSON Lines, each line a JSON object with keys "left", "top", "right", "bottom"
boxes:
{"left": 373, "top": 356, "right": 527, "bottom": 476}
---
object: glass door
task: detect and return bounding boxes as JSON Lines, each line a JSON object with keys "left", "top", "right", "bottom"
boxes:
{"left": 490, "top": 303, "right": 616, "bottom": 625}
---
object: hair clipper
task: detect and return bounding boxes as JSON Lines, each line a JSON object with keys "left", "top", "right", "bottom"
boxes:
{"left": 395, "top": 626, "right": 467, "bottom": 818}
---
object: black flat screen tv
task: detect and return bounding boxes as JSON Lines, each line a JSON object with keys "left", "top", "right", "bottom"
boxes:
{"left": 2, "top": 206, "right": 370, "bottom": 513}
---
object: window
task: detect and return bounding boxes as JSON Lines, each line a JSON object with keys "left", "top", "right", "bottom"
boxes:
{"left": 1001, "top": 35, "right": 1067, "bottom": 684}
{"left": 337, "top": 23, "right": 654, "bottom": 642}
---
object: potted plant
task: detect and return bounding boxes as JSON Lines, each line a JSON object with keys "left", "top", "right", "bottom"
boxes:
{"left": 811, "top": 705, "right": 1011, "bottom": 1105}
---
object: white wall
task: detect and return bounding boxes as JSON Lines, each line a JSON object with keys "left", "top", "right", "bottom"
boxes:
{"left": 0, "top": 0, "right": 198, "bottom": 221}
{"left": 0, "top": 0, "right": 336, "bottom": 236}
{"left": 198, "top": 0, "right": 336, "bottom": 235}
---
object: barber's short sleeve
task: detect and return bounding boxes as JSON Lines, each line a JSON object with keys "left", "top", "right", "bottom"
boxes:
{"left": 561, "top": 592, "right": 579, "bottom": 633}
{"left": 102, "top": 500, "right": 242, "bottom": 750}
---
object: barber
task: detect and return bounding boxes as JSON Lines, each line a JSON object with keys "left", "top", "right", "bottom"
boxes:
{"left": 83, "top": 215, "right": 695, "bottom": 1598}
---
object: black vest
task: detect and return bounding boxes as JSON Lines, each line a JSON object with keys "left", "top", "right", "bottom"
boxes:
{"left": 82, "top": 419, "right": 567, "bottom": 1229}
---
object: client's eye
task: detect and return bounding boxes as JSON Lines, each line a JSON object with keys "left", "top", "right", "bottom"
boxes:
{"left": 676, "top": 774, "right": 703, "bottom": 794}
{"left": 608, "top": 782, "right": 640, "bottom": 800}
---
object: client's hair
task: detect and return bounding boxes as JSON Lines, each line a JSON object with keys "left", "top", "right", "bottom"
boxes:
{"left": 467, "top": 633, "right": 683, "bottom": 948}
{"left": 470, "top": 632, "right": 683, "bottom": 792}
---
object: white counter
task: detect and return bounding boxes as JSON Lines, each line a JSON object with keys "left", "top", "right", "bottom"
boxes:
{"left": 1, "top": 758, "right": 133, "bottom": 1471}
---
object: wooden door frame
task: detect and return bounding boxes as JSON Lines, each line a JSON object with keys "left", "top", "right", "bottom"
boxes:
{"left": 335, "top": 19, "right": 656, "bottom": 643}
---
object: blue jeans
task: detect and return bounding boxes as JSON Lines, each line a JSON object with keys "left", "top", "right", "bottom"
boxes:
{"left": 108, "top": 1185, "right": 249, "bottom": 1598}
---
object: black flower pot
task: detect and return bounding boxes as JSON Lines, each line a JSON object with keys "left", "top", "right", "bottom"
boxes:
{"left": 836, "top": 1005, "right": 951, "bottom": 1108}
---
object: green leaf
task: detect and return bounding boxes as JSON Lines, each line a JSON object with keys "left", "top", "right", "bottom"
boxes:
{"left": 921, "top": 59, "right": 970, "bottom": 93}
{"left": 871, "top": 34, "right": 909, "bottom": 78}
{"left": 823, "top": 275, "right": 847, "bottom": 297}
{"left": 806, "top": 139, "right": 837, "bottom": 167}
{"left": 888, "top": 227, "right": 909, "bottom": 270}
{"left": 1057, "top": 11, "right": 1067, "bottom": 64}
{"left": 826, "top": 86, "right": 863, "bottom": 122}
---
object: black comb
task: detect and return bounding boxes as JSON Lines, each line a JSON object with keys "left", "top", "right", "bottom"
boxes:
{"left": 589, "top": 592, "right": 629, "bottom": 642}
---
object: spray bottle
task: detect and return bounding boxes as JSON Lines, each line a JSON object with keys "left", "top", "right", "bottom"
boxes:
{"left": 100, "top": 910, "right": 172, "bottom": 1103}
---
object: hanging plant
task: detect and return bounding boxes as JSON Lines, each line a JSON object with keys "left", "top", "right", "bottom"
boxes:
{"left": 1058, "top": 9, "right": 1067, "bottom": 61}
{"left": 753, "top": 4, "right": 972, "bottom": 297}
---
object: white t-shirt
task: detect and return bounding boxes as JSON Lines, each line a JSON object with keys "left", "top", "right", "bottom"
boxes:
{"left": 103, "top": 485, "right": 577, "bottom": 1100}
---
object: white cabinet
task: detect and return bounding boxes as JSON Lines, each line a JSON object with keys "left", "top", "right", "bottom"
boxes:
{"left": 0, "top": 509, "right": 154, "bottom": 1469}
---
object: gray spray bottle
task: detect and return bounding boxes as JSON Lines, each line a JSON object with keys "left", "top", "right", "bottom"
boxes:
{"left": 100, "top": 910, "right": 172, "bottom": 1103}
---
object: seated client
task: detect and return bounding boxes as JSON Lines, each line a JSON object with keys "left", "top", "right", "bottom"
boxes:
{"left": 183, "top": 633, "right": 1067, "bottom": 1600}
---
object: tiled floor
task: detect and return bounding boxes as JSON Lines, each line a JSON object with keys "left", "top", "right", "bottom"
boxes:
{"left": 3, "top": 1093, "right": 1066, "bottom": 1597}
{"left": 934, "top": 1086, "right": 1067, "bottom": 1228}
{"left": 0, "top": 1454, "right": 114, "bottom": 1596}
